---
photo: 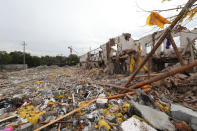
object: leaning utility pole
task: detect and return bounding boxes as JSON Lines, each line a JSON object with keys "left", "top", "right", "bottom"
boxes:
{"left": 22, "top": 41, "right": 27, "bottom": 70}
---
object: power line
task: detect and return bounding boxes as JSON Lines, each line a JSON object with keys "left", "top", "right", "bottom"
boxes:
{"left": 136, "top": 2, "right": 197, "bottom": 13}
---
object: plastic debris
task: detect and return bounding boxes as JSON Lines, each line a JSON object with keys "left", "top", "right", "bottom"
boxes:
{"left": 17, "top": 103, "right": 43, "bottom": 124}
{"left": 0, "top": 126, "right": 13, "bottom": 131}
{"left": 0, "top": 65, "right": 196, "bottom": 130}
{"left": 146, "top": 12, "right": 172, "bottom": 28}
{"left": 98, "top": 120, "right": 111, "bottom": 131}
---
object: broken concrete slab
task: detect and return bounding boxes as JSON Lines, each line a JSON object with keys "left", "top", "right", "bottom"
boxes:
{"left": 136, "top": 89, "right": 158, "bottom": 109}
{"left": 119, "top": 116, "right": 156, "bottom": 131}
{"left": 132, "top": 102, "right": 175, "bottom": 131}
{"left": 170, "top": 104, "right": 197, "bottom": 124}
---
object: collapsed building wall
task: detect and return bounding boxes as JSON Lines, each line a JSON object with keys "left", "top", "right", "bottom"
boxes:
{"left": 80, "top": 47, "right": 104, "bottom": 69}
{"left": 176, "top": 28, "right": 197, "bottom": 49}
{"left": 133, "top": 27, "right": 197, "bottom": 72}
{"left": 79, "top": 26, "right": 197, "bottom": 74}
{"left": 79, "top": 54, "right": 88, "bottom": 68}
{"left": 114, "top": 33, "right": 137, "bottom": 53}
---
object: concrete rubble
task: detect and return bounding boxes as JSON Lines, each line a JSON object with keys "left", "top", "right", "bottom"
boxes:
{"left": 119, "top": 116, "right": 157, "bottom": 131}
{"left": 132, "top": 102, "right": 175, "bottom": 131}
{"left": 0, "top": 64, "right": 196, "bottom": 131}
{"left": 1, "top": 0, "right": 197, "bottom": 130}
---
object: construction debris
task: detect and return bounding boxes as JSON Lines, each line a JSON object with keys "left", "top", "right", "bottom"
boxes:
{"left": 0, "top": 1, "right": 197, "bottom": 130}
{"left": 0, "top": 64, "right": 196, "bottom": 131}
{"left": 120, "top": 116, "right": 157, "bottom": 131}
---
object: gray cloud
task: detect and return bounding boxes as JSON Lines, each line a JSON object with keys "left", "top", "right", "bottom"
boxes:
{"left": 0, "top": 0, "right": 196, "bottom": 56}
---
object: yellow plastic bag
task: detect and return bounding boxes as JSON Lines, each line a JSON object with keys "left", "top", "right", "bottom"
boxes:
{"left": 138, "top": 57, "right": 148, "bottom": 71}
{"left": 156, "top": 101, "right": 169, "bottom": 113}
{"left": 138, "top": 44, "right": 142, "bottom": 53}
{"left": 50, "top": 73, "right": 56, "bottom": 77}
{"left": 34, "top": 80, "right": 44, "bottom": 84}
{"left": 17, "top": 103, "right": 43, "bottom": 124}
{"left": 141, "top": 85, "right": 152, "bottom": 89}
{"left": 129, "top": 56, "right": 135, "bottom": 73}
{"left": 98, "top": 120, "right": 111, "bottom": 131}
{"left": 146, "top": 12, "right": 172, "bottom": 28}
{"left": 92, "top": 68, "right": 99, "bottom": 73}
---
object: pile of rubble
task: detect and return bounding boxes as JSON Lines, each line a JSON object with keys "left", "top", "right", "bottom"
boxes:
{"left": 0, "top": 66, "right": 197, "bottom": 131}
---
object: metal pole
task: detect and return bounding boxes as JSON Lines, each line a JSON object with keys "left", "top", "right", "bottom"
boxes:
{"left": 169, "top": 33, "right": 185, "bottom": 66}
{"left": 22, "top": 41, "right": 26, "bottom": 70}
{"left": 126, "top": 60, "right": 197, "bottom": 90}
{"left": 124, "top": 0, "right": 197, "bottom": 87}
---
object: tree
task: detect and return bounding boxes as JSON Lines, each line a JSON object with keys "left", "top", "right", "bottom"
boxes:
{"left": 0, "top": 51, "right": 12, "bottom": 64}
{"left": 0, "top": 50, "right": 79, "bottom": 67}
{"left": 55, "top": 56, "right": 67, "bottom": 66}
{"left": 68, "top": 54, "right": 79, "bottom": 65}
{"left": 9, "top": 51, "right": 24, "bottom": 64}
{"left": 31, "top": 56, "right": 41, "bottom": 67}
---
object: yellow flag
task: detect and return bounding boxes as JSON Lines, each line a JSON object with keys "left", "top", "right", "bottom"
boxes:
{"left": 146, "top": 12, "right": 172, "bottom": 28}
{"left": 129, "top": 56, "right": 135, "bottom": 73}
{"left": 138, "top": 57, "right": 148, "bottom": 71}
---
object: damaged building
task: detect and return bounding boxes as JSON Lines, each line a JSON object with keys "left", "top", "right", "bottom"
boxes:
{"left": 1, "top": 0, "right": 197, "bottom": 130}
{"left": 80, "top": 25, "right": 197, "bottom": 74}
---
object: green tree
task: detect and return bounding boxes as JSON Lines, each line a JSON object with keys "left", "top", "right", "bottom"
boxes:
{"left": 31, "top": 56, "right": 41, "bottom": 67}
{"left": 0, "top": 51, "right": 12, "bottom": 64}
{"left": 0, "top": 50, "right": 79, "bottom": 67}
{"left": 9, "top": 51, "right": 24, "bottom": 64}
{"left": 68, "top": 54, "right": 79, "bottom": 65}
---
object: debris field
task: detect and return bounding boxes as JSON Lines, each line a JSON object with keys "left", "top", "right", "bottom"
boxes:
{"left": 0, "top": 65, "right": 197, "bottom": 131}
{"left": 1, "top": 1, "right": 197, "bottom": 130}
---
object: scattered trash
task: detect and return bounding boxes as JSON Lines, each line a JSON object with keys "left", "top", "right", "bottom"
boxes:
{"left": 146, "top": 12, "right": 172, "bottom": 28}
{"left": 0, "top": 126, "right": 13, "bottom": 131}
{"left": 0, "top": 65, "right": 196, "bottom": 130}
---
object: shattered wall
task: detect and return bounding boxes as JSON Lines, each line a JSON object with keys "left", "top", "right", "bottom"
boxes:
{"left": 80, "top": 54, "right": 88, "bottom": 63}
{"left": 79, "top": 26, "right": 197, "bottom": 73}
{"left": 100, "top": 43, "right": 108, "bottom": 65}
{"left": 176, "top": 28, "right": 197, "bottom": 48}
{"left": 0, "top": 64, "right": 27, "bottom": 70}
{"left": 138, "top": 31, "right": 163, "bottom": 56}
{"left": 114, "top": 33, "right": 137, "bottom": 54}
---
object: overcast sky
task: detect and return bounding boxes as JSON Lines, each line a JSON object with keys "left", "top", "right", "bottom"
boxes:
{"left": 0, "top": 0, "right": 196, "bottom": 56}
